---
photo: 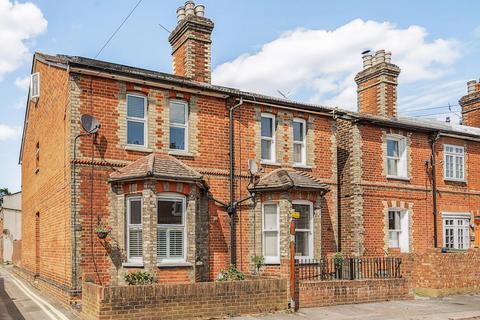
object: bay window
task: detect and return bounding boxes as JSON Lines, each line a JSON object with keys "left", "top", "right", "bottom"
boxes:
{"left": 157, "top": 194, "right": 186, "bottom": 263}
{"left": 127, "top": 197, "right": 143, "bottom": 263}
{"left": 126, "top": 94, "right": 147, "bottom": 146}
{"left": 262, "top": 203, "right": 279, "bottom": 264}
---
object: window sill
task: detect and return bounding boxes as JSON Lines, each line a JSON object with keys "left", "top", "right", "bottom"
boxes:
{"left": 156, "top": 261, "right": 193, "bottom": 268}
{"left": 386, "top": 175, "right": 410, "bottom": 181}
{"left": 264, "top": 261, "right": 280, "bottom": 265}
{"left": 293, "top": 164, "right": 312, "bottom": 169}
{"left": 122, "top": 262, "right": 144, "bottom": 268}
{"left": 168, "top": 150, "right": 194, "bottom": 157}
{"left": 260, "top": 161, "right": 281, "bottom": 166}
{"left": 443, "top": 178, "right": 466, "bottom": 183}
{"left": 125, "top": 145, "right": 153, "bottom": 153}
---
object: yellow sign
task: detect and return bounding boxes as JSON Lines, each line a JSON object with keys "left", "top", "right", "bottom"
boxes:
{"left": 291, "top": 211, "right": 300, "bottom": 219}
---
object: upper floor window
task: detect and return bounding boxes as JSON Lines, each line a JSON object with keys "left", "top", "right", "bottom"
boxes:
{"left": 169, "top": 101, "right": 188, "bottom": 152}
{"left": 157, "top": 194, "right": 186, "bottom": 263}
{"left": 262, "top": 203, "right": 279, "bottom": 264}
{"left": 444, "top": 145, "right": 464, "bottom": 181}
{"left": 261, "top": 113, "right": 276, "bottom": 162}
{"left": 126, "top": 94, "right": 147, "bottom": 147}
{"left": 293, "top": 201, "right": 313, "bottom": 259}
{"left": 293, "top": 118, "right": 306, "bottom": 166}
{"left": 443, "top": 213, "right": 470, "bottom": 250}
{"left": 30, "top": 72, "right": 40, "bottom": 99}
{"left": 127, "top": 197, "right": 143, "bottom": 263}
{"left": 386, "top": 136, "right": 407, "bottom": 178}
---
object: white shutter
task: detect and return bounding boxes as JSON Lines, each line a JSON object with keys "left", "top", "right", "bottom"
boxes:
{"left": 157, "top": 228, "right": 167, "bottom": 258}
{"left": 169, "top": 229, "right": 184, "bottom": 257}
{"left": 128, "top": 228, "right": 143, "bottom": 258}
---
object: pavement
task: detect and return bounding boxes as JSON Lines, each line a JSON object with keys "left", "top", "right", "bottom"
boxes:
{"left": 236, "top": 295, "right": 480, "bottom": 320}
{"left": 0, "top": 266, "right": 77, "bottom": 320}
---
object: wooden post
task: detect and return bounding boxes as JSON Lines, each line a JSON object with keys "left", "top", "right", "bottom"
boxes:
{"left": 290, "top": 218, "right": 297, "bottom": 311}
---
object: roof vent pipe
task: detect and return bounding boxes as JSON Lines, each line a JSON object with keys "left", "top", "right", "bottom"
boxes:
{"left": 467, "top": 79, "right": 477, "bottom": 94}
{"left": 194, "top": 4, "right": 205, "bottom": 17}
{"left": 185, "top": 1, "right": 195, "bottom": 16}
{"left": 176, "top": 7, "right": 186, "bottom": 22}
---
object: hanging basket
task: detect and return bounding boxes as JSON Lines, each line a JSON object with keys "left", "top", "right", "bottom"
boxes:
{"left": 96, "top": 231, "right": 110, "bottom": 239}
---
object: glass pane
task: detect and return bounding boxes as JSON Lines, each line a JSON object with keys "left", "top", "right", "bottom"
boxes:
{"left": 127, "top": 95, "right": 145, "bottom": 118}
{"left": 127, "top": 121, "right": 145, "bottom": 145}
{"left": 387, "top": 159, "right": 398, "bottom": 176}
{"left": 170, "top": 127, "right": 185, "bottom": 150}
{"left": 295, "top": 231, "right": 309, "bottom": 256}
{"left": 157, "top": 228, "right": 167, "bottom": 258}
{"left": 389, "top": 231, "right": 399, "bottom": 248}
{"left": 170, "top": 102, "right": 186, "bottom": 124}
{"left": 264, "top": 231, "right": 278, "bottom": 257}
{"left": 129, "top": 228, "right": 143, "bottom": 258}
{"left": 446, "top": 155, "right": 453, "bottom": 178}
{"left": 264, "top": 204, "right": 277, "bottom": 230}
{"left": 293, "top": 121, "right": 304, "bottom": 142}
{"left": 261, "top": 117, "right": 273, "bottom": 137}
{"left": 293, "top": 144, "right": 302, "bottom": 163}
{"left": 387, "top": 139, "right": 398, "bottom": 157}
{"left": 169, "top": 229, "right": 184, "bottom": 257}
{"left": 293, "top": 204, "right": 310, "bottom": 230}
{"left": 157, "top": 200, "right": 183, "bottom": 225}
{"left": 261, "top": 139, "right": 272, "bottom": 160}
{"left": 129, "top": 200, "right": 141, "bottom": 224}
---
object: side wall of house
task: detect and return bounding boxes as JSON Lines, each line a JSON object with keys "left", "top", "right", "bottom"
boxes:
{"left": 20, "top": 60, "right": 72, "bottom": 297}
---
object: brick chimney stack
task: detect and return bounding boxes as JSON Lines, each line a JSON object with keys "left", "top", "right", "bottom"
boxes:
{"left": 354, "top": 50, "right": 401, "bottom": 118}
{"left": 168, "top": 1, "right": 214, "bottom": 83}
{"left": 459, "top": 79, "right": 480, "bottom": 127}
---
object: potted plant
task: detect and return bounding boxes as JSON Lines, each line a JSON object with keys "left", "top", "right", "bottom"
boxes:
{"left": 95, "top": 225, "right": 112, "bottom": 239}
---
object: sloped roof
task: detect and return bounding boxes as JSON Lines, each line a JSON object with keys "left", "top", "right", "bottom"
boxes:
{"left": 250, "top": 168, "right": 329, "bottom": 193}
{"left": 109, "top": 153, "right": 203, "bottom": 183}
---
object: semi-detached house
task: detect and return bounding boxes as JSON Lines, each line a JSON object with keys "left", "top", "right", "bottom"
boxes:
{"left": 17, "top": 1, "right": 480, "bottom": 304}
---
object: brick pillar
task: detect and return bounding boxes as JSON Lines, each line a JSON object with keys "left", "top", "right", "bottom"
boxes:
{"left": 168, "top": 1, "right": 214, "bottom": 83}
{"left": 354, "top": 50, "right": 401, "bottom": 118}
{"left": 459, "top": 79, "right": 480, "bottom": 127}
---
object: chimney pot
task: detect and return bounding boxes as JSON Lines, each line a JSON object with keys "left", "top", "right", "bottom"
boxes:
{"left": 185, "top": 1, "right": 195, "bottom": 16}
{"left": 194, "top": 4, "right": 205, "bottom": 17}
{"left": 467, "top": 79, "right": 477, "bottom": 94}
{"left": 385, "top": 52, "right": 392, "bottom": 63}
{"left": 362, "top": 53, "right": 373, "bottom": 69}
{"left": 176, "top": 7, "right": 186, "bottom": 22}
{"left": 373, "top": 49, "right": 386, "bottom": 65}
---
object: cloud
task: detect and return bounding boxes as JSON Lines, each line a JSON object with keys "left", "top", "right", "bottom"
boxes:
{"left": 212, "top": 19, "right": 460, "bottom": 110}
{"left": 0, "top": 124, "right": 21, "bottom": 141}
{"left": 15, "top": 75, "right": 30, "bottom": 91}
{"left": 0, "top": 0, "right": 47, "bottom": 80}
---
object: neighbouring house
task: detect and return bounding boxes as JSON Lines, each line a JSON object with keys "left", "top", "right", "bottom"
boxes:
{"left": 338, "top": 51, "right": 480, "bottom": 256}
{"left": 17, "top": 0, "right": 480, "bottom": 306}
{"left": 0, "top": 192, "right": 22, "bottom": 264}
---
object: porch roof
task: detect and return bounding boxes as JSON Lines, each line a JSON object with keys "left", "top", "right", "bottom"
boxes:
{"left": 109, "top": 153, "right": 203, "bottom": 183}
{"left": 249, "top": 168, "right": 329, "bottom": 193}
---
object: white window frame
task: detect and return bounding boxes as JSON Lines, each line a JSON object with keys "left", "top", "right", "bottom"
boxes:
{"left": 386, "top": 135, "right": 408, "bottom": 179}
{"left": 260, "top": 113, "right": 276, "bottom": 163}
{"left": 443, "top": 144, "right": 465, "bottom": 182}
{"left": 387, "top": 209, "right": 409, "bottom": 252}
{"left": 126, "top": 197, "right": 143, "bottom": 264}
{"left": 292, "top": 200, "right": 314, "bottom": 260}
{"left": 126, "top": 93, "right": 147, "bottom": 147}
{"left": 169, "top": 100, "right": 189, "bottom": 153}
{"left": 442, "top": 212, "right": 470, "bottom": 250}
{"left": 157, "top": 193, "right": 187, "bottom": 264}
{"left": 30, "top": 72, "right": 40, "bottom": 99}
{"left": 293, "top": 118, "right": 307, "bottom": 166}
{"left": 262, "top": 202, "right": 280, "bottom": 264}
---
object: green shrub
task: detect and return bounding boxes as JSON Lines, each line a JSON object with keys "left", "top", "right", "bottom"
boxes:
{"left": 217, "top": 265, "right": 245, "bottom": 281}
{"left": 333, "top": 252, "right": 344, "bottom": 266}
{"left": 124, "top": 271, "right": 156, "bottom": 285}
{"left": 251, "top": 255, "right": 265, "bottom": 274}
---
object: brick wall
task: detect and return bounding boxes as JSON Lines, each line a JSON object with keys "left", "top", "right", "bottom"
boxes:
{"left": 298, "top": 278, "right": 412, "bottom": 308}
{"left": 12, "top": 240, "right": 21, "bottom": 266}
{"left": 401, "top": 249, "right": 480, "bottom": 297}
{"left": 81, "top": 278, "right": 288, "bottom": 320}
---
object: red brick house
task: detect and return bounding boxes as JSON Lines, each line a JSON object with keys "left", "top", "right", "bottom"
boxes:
{"left": 17, "top": 1, "right": 480, "bottom": 305}
{"left": 338, "top": 50, "right": 480, "bottom": 256}
{"left": 18, "top": 2, "right": 338, "bottom": 302}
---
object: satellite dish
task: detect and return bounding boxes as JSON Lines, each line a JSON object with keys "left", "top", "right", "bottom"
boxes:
{"left": 248, "top": 159, "right": 259, "bottom": 175}
{"left": 81, "top": 114, "right": 100, "bottom": 134}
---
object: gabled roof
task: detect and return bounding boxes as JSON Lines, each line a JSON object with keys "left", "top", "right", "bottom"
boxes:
{"left": 249, "top": 168, "right": 329, "bottom": 193}
{"left": 109, "top": 153, "right": 203, "bottom": 183}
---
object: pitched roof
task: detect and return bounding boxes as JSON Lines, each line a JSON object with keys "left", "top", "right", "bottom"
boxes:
{"left": 109, "top": 153, "right": 203, "bottom": 183}
{"left": 249, "top": 168, "right": 329, "bottom": 193}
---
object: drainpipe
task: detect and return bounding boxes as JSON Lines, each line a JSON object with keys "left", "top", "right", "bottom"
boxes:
{"left": 430, "top": 132, "right": 440, "bottom": 248}
{"left": 228, "top": 97, "right": 244, "bottom": 266}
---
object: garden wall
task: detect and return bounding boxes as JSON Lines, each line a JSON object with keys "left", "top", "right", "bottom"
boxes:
{"left": 298, "top": 278, "right": 411, "bottom": 308}
{"left": 401, "top": 249, "right": 480, "bottom": 297}
{"left": 81, "top": 278, "right": 288, "bottom": 320}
